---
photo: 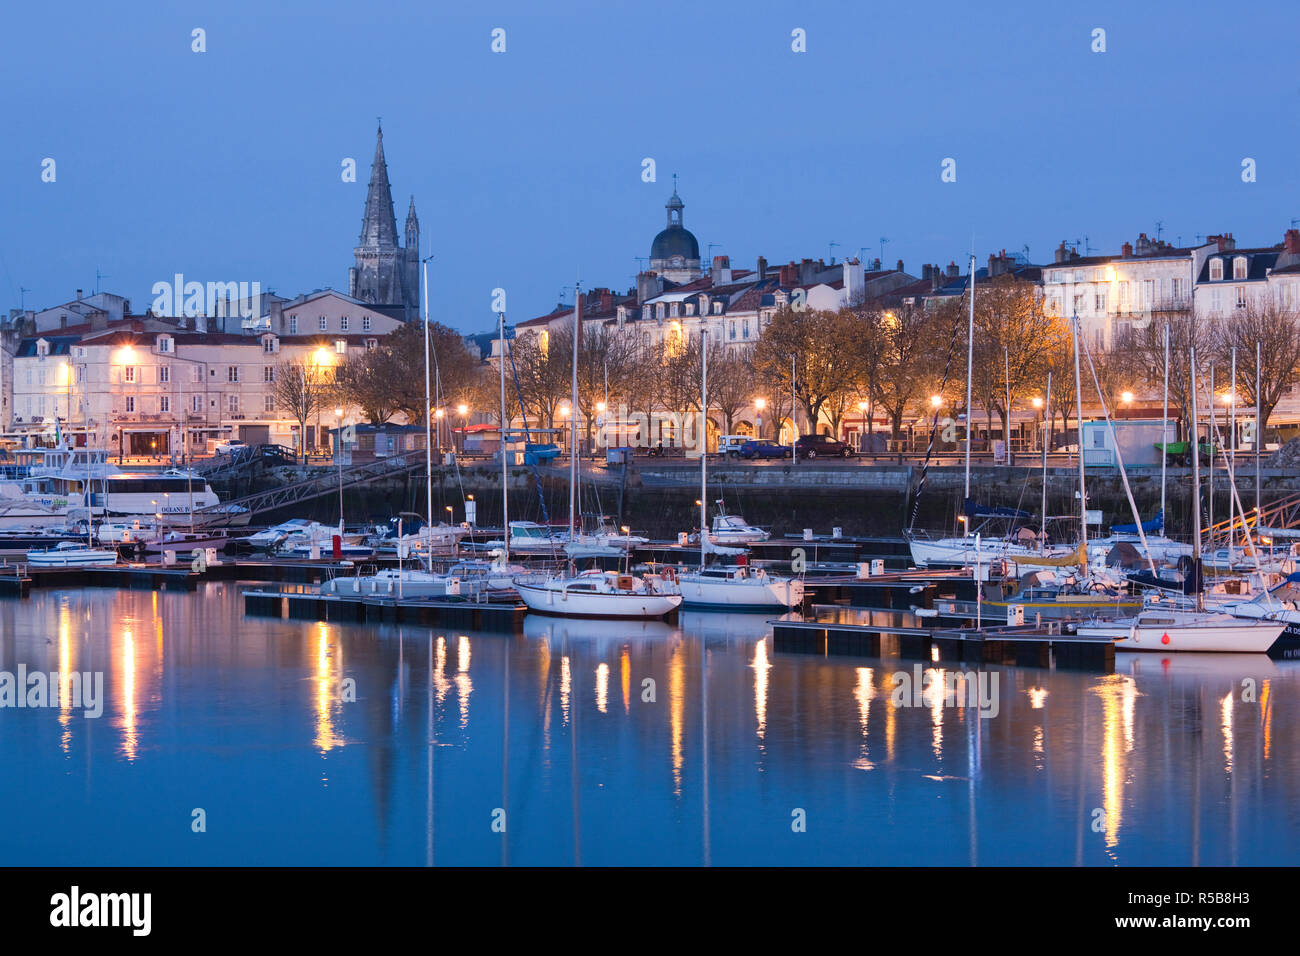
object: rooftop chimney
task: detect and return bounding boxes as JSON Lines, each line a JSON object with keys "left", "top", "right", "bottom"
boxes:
{"left": 756, "top": 256, "right": 767, "bottom": 280}
{"left": 1286, "top": 229, "right": 1300, "bottom": 255}
{"left": 75, "top": 289, "right": 82, "bottom": 301}
{"left": 1121, "top": 241, "right": 1133, "bottom": 257}
{"left": 896, "top": 259, "right": 904, "bottom": 273}
{"left": 946, "top": 261, "right": 959, "bottom": 278}
{"left": 922, "top": 264, "right": 933, "bottom": 280}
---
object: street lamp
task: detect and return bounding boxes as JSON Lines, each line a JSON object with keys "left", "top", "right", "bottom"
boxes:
{"left": 930, "top": 394, "right": 943, "bottom": 409}
{"left": 1121, "top": 390, "right": 1134, "bottom": 405}
{"left": 457, "top": 403, "right": 469, "bottom": 454}
{"left": 754, "top": 397, "right": 766, "bottom": 438}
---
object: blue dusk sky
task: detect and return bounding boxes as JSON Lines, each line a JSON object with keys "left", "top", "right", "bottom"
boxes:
{"left": 2, "top": 0, "right": 1297, "bottom": 334}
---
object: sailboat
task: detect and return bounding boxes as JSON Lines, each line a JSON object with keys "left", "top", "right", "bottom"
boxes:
{"left": 906, "top": 255, "right": 1072, "bottom": 572}
{"left": 514, "top": 280, "right": 681, "bottom": 620}
{"left": 1077, "top": 345, "right": 1285, "bottom": 652}
{"left": 1087, "top": 326, "right": 1191, "bottom": 566}
{"left": 676, "top": 330, "right": 803, "bottom": 611}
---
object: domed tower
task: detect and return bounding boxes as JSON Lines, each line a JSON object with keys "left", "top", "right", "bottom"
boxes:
{"left": 649, "top": 178, "right": 701, "bottom": 283}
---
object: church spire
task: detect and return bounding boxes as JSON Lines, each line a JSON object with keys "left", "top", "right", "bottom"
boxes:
{"left": 358, "top": 124, "right": 399, "bottom": 248}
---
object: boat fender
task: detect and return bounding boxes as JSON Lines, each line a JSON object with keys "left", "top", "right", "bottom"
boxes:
{"left": 662, "top": 567, "right": 676, "bottom": 584}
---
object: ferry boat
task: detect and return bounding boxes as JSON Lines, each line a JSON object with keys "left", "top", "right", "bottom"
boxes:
{"left": 0, "top": 448, "right": 243, "bottom": 528}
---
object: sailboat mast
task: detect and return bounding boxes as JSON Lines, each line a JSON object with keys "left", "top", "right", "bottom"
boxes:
{"left": 963, "top": 253, "right": 975, "bottom": 521}
{"left": 422, "top": 260, "right": 434, "bottom": 571}
{"left": 700, "top": 330, "right": 708, "bottom": 560}
{"left": 1070, "top": 314, "right": 1087, "bottom": 554}
{"left": 499, "top": 311, "right": 509, "bottom": 562}
{"left": 1040, "top": 372, "right": 1051, "bottom": 545}
{"left": 569, "top": 283, "right": 580, "bottom": 542}
{"left": 1208, "top": 362, "right": 1215, "bottom": 542}
{"left": 1256, "top": 340, "right": 1262, "bottom": 519}
{"left": 1229, "top": 347, "right": 1237, "bottom": 556}
{"left": 1161, "top": 322, "right": 1169, "bottom": 530}
{"left": 1191, "top": 347, "right": 1203, "bottom": 611}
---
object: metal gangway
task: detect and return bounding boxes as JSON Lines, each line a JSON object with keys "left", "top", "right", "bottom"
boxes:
{"left": 1205, "top": 488, "right": 1300, "bottom": 548}
{"left": 193, "top": 453, "right": 425, "bottom": 522}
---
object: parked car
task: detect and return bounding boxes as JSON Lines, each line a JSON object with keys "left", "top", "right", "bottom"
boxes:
{"left": 524, "top": 442, "right": 561, "bottom": 465}
{"left": 739, "top": 439, "right": 791, "bottom": 460}
{"left": 717, "top": 434, "right": 752, "bottom": 458}
{"left": 213, "top": 438, "right": 248, "bottom": 456}
{"left": 795, "top": 434, "right": 855, "bottom": 459}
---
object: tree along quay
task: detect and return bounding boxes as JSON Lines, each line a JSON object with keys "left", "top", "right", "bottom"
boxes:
{"left": 212, "top": 462, "right": 1300, "bottom": 541}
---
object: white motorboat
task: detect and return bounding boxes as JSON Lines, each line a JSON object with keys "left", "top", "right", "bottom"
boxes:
{"left": 513, "top": 569, "right": 682, "bottom": 619}
{"left": 281, "top": 538, "right": 373, "bottom": 560}
{"left": 485, "top": 520, "right": 569, "bottom": 554}
{"left": 694, "top": 512, "right": 768, "bottom": 546}
{"left": 368, "top": 517, "right": 467, "bottom": 553}
{"left": 246, "top": 519, "right": 366, "bottom": 552}
{"left": 322, "top": 556, "right": 526, "bottom": 598}
{"left": 907, "top": 532, "right": 1074, "bottom": 573}
{"left": 675, "top": 564, "right": 804, "bottom": 611}
{"left": 25, "top": 541, "right": 118, "bottom": 567}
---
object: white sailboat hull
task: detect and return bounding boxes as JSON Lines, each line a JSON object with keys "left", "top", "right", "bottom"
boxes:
{"left": 514, "top": 580, "right": 681, "bottom": 619}
{"left": 676, "top": 573, "right": 804, "bottom": 610}
{"left": 1076, "top": 611, "right": 1284, "bottom": 653}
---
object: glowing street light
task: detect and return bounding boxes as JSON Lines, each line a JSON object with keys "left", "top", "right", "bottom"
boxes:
{"left": 1121, "top": 390, "right": 1134, "bottom": 405}
{"left": 930, "top": 394, "right": 942, "bottom": 408}
{"left": 1031, "top": 396, "right": 1043, "bottom": 409}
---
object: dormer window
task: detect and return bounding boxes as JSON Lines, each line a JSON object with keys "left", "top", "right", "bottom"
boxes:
{"left": 262, "top": 335, "right": 278, "bottom": 353}
{"left": 158, "top": 336, "right": 172, "bottom": 353}
{"left": 712, "top": 302, "right": 722, "bottom": 315}
{"left": 1210, "top": 258, "right": 1224, "bottom": 281}
{"left": 334, "top": 339, "right": 346, "bottom": 354}
{"left": 1233, "top": 256, "right": 1247, "bottom": 280}
{"left": 36, "top": 339, "right": 49, "bottom": 357}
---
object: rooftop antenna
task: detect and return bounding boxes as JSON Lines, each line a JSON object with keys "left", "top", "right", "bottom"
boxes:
{"left": 1155, "top": 220, "right": 1164, "bottom": 242}
{"left": 1290, "top": 218, "right": 1300, "bottom": 229}
{"left": 706, "top": 242, "right": 721, "bottom": 266}
{"left": 633, "top": 256, "right": 647, "bottom": 272}
{"left": 828, "top": 241, "right": 839, "bottom": 264}
{"left": 94, "top": 268, "right": 110, "bottom": 294}
{"left": 19, "top": 286, "right": 29, "bottom": 310}
{"left": 879, "top": 237, "right": 890, "bottom": 264}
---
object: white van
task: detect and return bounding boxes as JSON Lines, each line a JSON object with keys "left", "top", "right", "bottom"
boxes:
{"left": 717, "top": 435, "right": 751, "bottom": 458}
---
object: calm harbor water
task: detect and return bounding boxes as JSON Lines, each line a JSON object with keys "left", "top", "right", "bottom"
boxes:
{"left": 1, "top": 583, "right": 1298, "bottom": 866}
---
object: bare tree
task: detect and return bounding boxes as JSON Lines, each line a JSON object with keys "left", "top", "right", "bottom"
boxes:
{"left": 1219, "top": 300, "right": 1300, "bottom": 432}
{"left": 273, "top": 358, "right": 332, "bottom": 462}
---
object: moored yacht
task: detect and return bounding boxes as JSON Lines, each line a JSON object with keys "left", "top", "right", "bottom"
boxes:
{"left": 675, "top": 563, "right": 804, "bottom": 611}
{"left": 25, "top": 540, "right": 118, "bottom": 567}
{"left": 513, "top": 568, "right": 682, "bottom": 619}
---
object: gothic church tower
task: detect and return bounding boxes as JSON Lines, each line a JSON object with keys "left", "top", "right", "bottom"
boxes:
{"left": 349, "top": 125, "right": 420, "bottom": 318}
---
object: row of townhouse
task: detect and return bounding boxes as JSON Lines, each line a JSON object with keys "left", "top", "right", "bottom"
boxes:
{"left": 1, "top": 289, "right": 407, "bottom": 457}
{"left": 1038, "top": 230, "right": 1300, "bottom": 352}
{"left": 505, "top": 225, "right": 1300, "bottom": 454}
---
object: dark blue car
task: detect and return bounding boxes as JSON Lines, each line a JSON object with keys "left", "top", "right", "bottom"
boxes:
{"left": 739, "top": 439, "right": 791, "bottom": 459}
